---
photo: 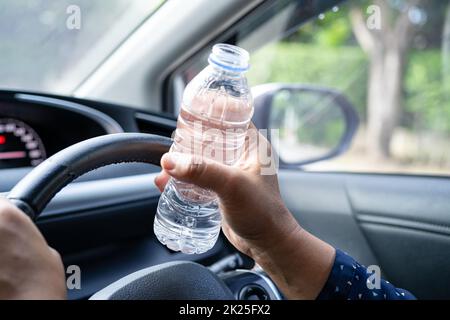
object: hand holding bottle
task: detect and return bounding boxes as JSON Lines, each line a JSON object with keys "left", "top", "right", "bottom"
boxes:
{"left": 154, "top": 124, "right": 335, "bottom": 299}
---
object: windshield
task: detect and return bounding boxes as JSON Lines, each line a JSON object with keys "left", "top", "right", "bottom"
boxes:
{"left": 0, "top": 0, "right": 163, "bottom": 94}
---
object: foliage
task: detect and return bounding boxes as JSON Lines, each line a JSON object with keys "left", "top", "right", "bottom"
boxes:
{"left": 248, "top": 0, "right": 450, "bottom": 136}
{"left": 404, "top": 50, "right": 450, "bottom": 134}
{"left": 248, "top": 42, "right": 369, "bottom": 120}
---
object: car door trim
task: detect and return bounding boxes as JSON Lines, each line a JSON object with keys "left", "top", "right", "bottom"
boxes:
{"left": 356, "top": 214, "right": 450, "bottom": 237}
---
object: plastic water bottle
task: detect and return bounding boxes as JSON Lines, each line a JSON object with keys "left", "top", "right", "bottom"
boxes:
{"left": 154, "top": 44, "right": 254, "bottom": 254}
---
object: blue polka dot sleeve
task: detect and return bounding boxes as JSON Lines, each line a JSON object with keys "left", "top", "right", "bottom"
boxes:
{"left": 317, "top": 249, "right": 416, "bottom": 300}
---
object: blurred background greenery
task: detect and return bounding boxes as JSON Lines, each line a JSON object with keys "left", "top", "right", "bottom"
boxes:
{"left": 248, "top": 0, "right": 450, "bottom": 173}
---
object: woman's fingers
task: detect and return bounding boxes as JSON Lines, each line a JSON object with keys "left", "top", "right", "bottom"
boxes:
{"left": 154, "top": 171, "right": 171, "bottom": 192}
{"left": 160, "top": 152, "right": 237, "bottom": 196}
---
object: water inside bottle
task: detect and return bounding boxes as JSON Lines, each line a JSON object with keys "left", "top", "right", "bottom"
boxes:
{"left": 154, "top": 44, "right": 253, "bottom": 254}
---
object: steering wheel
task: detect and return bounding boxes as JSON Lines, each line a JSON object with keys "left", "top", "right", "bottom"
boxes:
{"left": 7, "top": 133, "right": 234, "bottom": 300}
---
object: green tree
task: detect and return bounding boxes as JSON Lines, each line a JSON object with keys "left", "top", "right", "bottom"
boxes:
{"left": 350, "top": 0, "right": 426, "bottom": 159}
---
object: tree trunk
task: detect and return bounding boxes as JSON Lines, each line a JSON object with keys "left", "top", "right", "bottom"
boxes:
{"left": 351, "top": 2, "right": 419, "bottom": 159}
{"left": 443, "top": 4, "right": 450, "bottom": 85}
{"left": 366, "top": 44, "right": 405, "bottom": 158}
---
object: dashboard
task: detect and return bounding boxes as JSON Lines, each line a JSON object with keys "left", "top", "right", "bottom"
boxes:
{"left": 0, "top": 118, "right": 46, "bottom": 168}
{"left": 0, "top": 90, "right": 233, "bottom": 300}
{"left": 0, "top": 90, "right": 260, "bottom": 300}
{"left": 0, "top": 93, "right": 125, "bottom": 169}
{"left": 0, "top": 90, "right": 178, "bottom": 193}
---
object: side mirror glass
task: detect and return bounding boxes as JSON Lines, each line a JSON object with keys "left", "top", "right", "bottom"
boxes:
{"left": 252, "top": 84, "right": 359, "bottom": 167}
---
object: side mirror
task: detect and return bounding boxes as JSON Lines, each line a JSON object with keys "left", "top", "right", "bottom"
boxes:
{"left": 252, "top": 84, "right": 359, "bottom": 168}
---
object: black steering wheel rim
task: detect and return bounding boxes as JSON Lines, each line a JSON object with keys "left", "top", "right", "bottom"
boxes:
{"left": 7, "top": 133, "right": 172, "bottom": 220}
{"left": 6, "top": 132, "right": 235, "bottom": 300}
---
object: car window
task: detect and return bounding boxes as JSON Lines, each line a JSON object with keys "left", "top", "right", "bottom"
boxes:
{"left": 169, "top": 0, "right": 450, "bottom": 176}
{"left": 0, "top": 0, "right": 163, "bottom": 95}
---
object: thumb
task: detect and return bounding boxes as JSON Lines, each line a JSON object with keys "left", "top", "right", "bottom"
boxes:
{"left": 160, "top": 152, "right": 235, "bottom": 195}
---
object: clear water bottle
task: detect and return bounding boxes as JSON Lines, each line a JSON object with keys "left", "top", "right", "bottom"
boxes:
{"left": 154, "top": 44, "right": 254, "bottom": 254}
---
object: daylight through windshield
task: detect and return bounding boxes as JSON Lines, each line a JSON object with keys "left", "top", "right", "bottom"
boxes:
{"left": 0, "top": 0, "right": 162, "bottom": 95}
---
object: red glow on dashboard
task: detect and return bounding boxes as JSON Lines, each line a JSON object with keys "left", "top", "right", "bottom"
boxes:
{"left": 0, "top": 135, "right": 5, "bottom": 145}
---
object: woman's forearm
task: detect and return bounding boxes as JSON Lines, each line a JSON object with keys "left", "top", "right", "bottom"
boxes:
{"left": 251, "top": 212, "right": 336, "bottom": 300}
